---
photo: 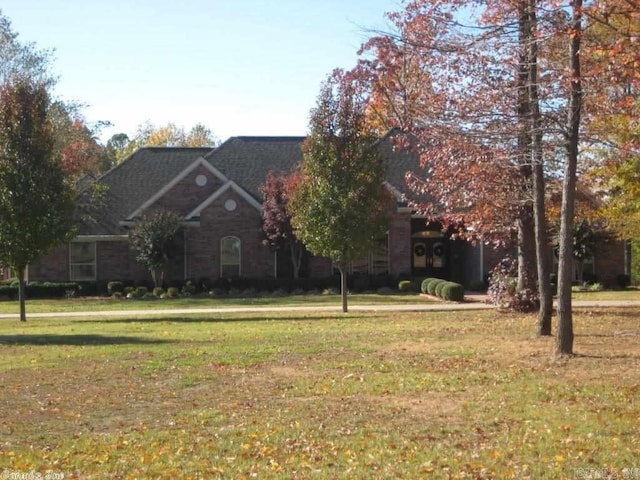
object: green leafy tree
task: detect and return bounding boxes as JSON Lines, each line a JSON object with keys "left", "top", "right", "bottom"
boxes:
{"left": 129, "top": 210, "right": 183, "bottom": 288}
{"left": 108, "top": 122, "right": 219, "bottom": 164}
{"left": 0, "top": 79, "right": 76, "bottom": 321}
{"left": 289, "top": 71, "right": 393, "bottom": 312}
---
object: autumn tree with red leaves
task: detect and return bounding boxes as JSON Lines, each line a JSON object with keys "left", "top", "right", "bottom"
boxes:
{"left": 260, "top": 170, "right": 305, "bottom": 279}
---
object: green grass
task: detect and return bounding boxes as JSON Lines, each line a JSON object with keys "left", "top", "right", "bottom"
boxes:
{"left": 0, "top": 293, "right": 431, "bottom": 314}
{"left": 1, "top": 307, "right": 639, "bottom": 479}
{"left": 571, "top": 288, "right": 639, "bottom": 301}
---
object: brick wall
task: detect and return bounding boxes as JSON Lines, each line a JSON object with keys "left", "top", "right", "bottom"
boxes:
{"left": 389, "top": 210, "right": 412, "bottom": 276}
{"left": 594, "top": 238, "right": 626, "bottom": 287}
{"left": 28, "top": 245, "right": 69, "bottom": 282}
{"left": 153, "top": 165, "right": 224, "bottom": 216}
{"left": 186, "top": 189, "right": 273, "bottom": 280}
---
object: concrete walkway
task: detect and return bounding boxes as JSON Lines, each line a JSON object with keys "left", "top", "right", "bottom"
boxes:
{"left": 0, "top": 298, "right": 639, "bottom": 320}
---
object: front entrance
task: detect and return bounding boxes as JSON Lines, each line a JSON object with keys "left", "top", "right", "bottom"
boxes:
{"left": 411, "top": 219, "right": 449, "bottom": 278}
{"left": 412, "top": 237, "right": 448, "bottom": 278}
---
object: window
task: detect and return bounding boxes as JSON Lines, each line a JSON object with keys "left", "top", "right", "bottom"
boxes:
{"left": 70, "top": 242, "right": 96, "bottom": 281}
{"left": 220, "top": 236, "right": 241, "bottom": 277}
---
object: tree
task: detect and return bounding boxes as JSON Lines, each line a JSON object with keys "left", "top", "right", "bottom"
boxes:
{"left": 129, "top": 210, "right": 183, "bottom": 288}
{"left": 355, "top": 0, "right": 552, "bottom": 314}
{"left": 556, "top": 0, "right": 584, "bottom": 356}
{"left": 0, "top": 79, "right": 76, "bottom": 321}
{"left": 108, "top": 122, "right": 219, "bottom": 164}
{"left": 0, "top": 10, "right": 55, "bottom": 86}
{"left": 260, "top": 170, "right": 305, "bottom": 278}
{"left": 289, "top": 71, "right": 393, "bottom": 313}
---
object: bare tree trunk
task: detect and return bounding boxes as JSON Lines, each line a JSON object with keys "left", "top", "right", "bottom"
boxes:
{"left": 517, "top": 210, "right": 537, "bottom": 292}
{"left": 557, "top": 0, "right": 583, "bottom": 356}
{"left": 17, "top": 265, "right": 26, "bottom": 322}
{"left": 338, "top": 265, "right": 348, "bottom": 313}
{"left": 527, "top": 0, "right": 553, "bottom": 335}
{"left": 290, "top": 241, "right": 303, "bottom": 279}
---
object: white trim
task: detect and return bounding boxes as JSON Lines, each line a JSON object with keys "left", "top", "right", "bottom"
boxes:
{"left": 126, "top": 157, "right": 229, "bottom": 220}
{"left": 383, "top": 181, "right": 405, "bottom": 202}
{"left": 186, "top": 181, "right": 262, "bottom": 218}
{"left": 74, "top": 235, "right": 129, "bottom": 242}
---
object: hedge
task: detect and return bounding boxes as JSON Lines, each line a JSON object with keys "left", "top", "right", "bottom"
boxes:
{"left": 421, "top": 277, "right": 465, "bottom": 302}
{"left": 0, "top": 282, "right": 80, "bottom": 300}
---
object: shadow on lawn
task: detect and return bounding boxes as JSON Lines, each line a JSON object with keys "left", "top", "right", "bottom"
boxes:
{"left": 79, "top": 314, "right": 374, "bottom": 325}
{"left": 0, "top": 334, "right": 172, "bottom": 346}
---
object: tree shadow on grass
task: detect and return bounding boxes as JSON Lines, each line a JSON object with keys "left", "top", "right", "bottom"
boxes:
{"left": 79, "top": 314, "right": 374, "bottom": 325}
{"left": 0, "top": 334, "right": 172, "bottom": 346}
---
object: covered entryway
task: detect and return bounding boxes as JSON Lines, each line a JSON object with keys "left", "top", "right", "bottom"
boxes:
{"left": 411, "top": 219, "right": 449, "bottom": 278}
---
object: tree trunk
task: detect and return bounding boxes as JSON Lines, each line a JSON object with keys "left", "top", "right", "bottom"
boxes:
{"left": 526, "top": 0, "right": 553, "bottom": 336}
{"left": 557, "top": 0, "right": 583, "bottom": 356}
{"left": 17, "top": 266, "right": 26, "bottom": 322}
{"left": 517, "top": 209, "right": 537, "bottom": 292}
{"left": 339, "top": 266, "right": 348, "bottom": 313}
{"left": 290, "top": 241, "right": 302, "bottom": 279}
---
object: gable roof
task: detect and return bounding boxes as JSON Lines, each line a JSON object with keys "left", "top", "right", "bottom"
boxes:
{"left": 204, "top": 136, "right": 306, "bottom": 200}
{"left": 76, "top": 131, "right": 426, "bottom": 237}
{"left": 77, "top": 147, "right": 212, "bottom": 235}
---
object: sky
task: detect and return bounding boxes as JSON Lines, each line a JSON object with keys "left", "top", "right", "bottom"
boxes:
{"left": 2, "top": 0, "right": 400, "bottom": 144}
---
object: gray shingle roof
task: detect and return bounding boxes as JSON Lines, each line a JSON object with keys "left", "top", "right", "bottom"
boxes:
{"left": 77, "top": 147, "right": 211, "bottom": 235}
{"left": 77, "top": 132, "right": 424, "bottom": 236}
{"left": 204, "top": 136, "right": 306, "bottom": 199}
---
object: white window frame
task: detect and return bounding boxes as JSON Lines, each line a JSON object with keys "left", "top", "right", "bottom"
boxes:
{"left": 69, "top": 241, "right": 97, "bottom": 281}
{"left": 220, "top": 236, "right": 241, "bottom": 277}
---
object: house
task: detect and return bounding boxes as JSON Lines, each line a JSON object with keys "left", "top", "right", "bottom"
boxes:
{"left": 28, "top": 131, "right": 629, "bottom": 290}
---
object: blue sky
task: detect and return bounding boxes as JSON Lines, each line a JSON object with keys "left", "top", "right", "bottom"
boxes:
{"left": 2, "top": 0, "right": 399, "bottom": 143}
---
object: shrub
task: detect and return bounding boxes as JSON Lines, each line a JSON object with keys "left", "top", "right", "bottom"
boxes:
{"left": 427, "top": 280, "right": 443, "bottom": 296}
{"left": 398, "top": 280, "right": 414, "bottom": 292}
{"left": 135, "top": 286, "right": 148, "bottom": 297}
{"left": 441, "top": 282, "right": 465, "bottom": 301}
{"left": 487, "top": 256, "right": 518, "bottom": 307}
{"left": 510, "top": 288, "right": 540, "bottom": 313}
{"left": 107, "top": 281, "right": 125, "bottom": 295}
{"left": 124, "top": 286, "right": 136, "bottom": 296}
{"left": 435, "top": 281, "right": 448, "bottom": 298}
{"left": 153, "top": 287, "right": 164, "bottom": 297}
{"left": 166, "top": 287, "right": 179, "bottom": 298}
{"left": 112, "top": 291, "right": 123, "bottom": 299}
{"left": 421, "top": 278, "right": 438, "bottom": 294}
{"left": 182, "top": 281, "right": 196, "bottom": 295}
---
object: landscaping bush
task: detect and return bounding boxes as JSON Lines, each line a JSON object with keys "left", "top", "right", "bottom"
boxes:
{"left": 153, "top": 287, "right": 164, "bottom": 297}
{"left": 510, "top": 288, "right": 540, "bottom": 313}
{"left": 398, "top": 280, "right": 414, "bottom": 292}
{"left": 107, "top": 281, "right": 125, "bottom": 295}
{"left": 124, "top": 286, "right": 136, "bottom": 296}
{"left": 427, "top": 279, "right": 445, "bottom": 296}
{"left": 182, "top": 280, "right": 196, "bottom": 295}
{"left": 487, "top": 256, "right": 518, "bottom": 307}
{"left": 0, "top": 282, "right": 80, "bottom": 300}
{"left": 166, "top": 287, "right": 179, "bottom": 298}
{"left": 435, "top": 281, "right": 448, "bottom": 298}
{"left": 135, "top": 286, "right": 148, "bottom": 297}
{"left": 441, "top": 282, "right": 465, "bottom": 302}
{"left": 420, "top": 278, "right": 438, "bottom": 294}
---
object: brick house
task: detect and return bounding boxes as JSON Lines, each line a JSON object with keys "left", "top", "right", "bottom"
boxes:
{"left": 28, "top": 131, "right": 629, "bottom": 289}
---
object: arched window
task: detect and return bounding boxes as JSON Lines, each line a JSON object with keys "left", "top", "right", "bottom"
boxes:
{"left": 220, "top": 236, "right": 241, "bottom": 277}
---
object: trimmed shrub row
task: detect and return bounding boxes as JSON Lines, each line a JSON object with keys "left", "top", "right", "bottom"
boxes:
{"left": 421, "top": 277, "right": 465, "bottom": 302}
{"left": 0, "top": 282, "right": 80, "bottom": 300}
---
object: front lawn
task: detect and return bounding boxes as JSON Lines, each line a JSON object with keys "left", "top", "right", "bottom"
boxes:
{"left": 1, "top": 307, "right": 638, "bottom": 478}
